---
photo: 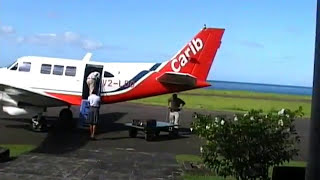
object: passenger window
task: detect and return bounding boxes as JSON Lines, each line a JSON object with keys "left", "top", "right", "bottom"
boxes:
{"left": 10, "top": 63, "right": 18, "bottom": 71}
{"left": 53, "top": 65, "right": 64, "bottom": 75}
{"left": 18, "top": 62, "right": 31, "bottom": 72}
{"left": 41, "top": 64, "right": 52, "bottom": 74}
{"left": 104, "top": 71, "right": 114, "bottom": 78}
{"left": 65, "top": 66, "right": 77, "bottom": 76}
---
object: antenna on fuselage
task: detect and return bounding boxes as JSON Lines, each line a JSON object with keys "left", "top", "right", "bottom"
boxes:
{"left": 82, "top": 53, "right": 92, "bottom": 62}
{"left": 203, "top": 24, "right": 207, "bottom": 30}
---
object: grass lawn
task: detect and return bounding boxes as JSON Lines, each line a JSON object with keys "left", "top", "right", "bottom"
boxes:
{"left": 176, "top": 154, "right": 306, "bottom": 180}
{"left": 130, "top": 89, "right": 311, "bottom": 118}
{"left": 0, "top": 144, "right": 36, "bottom": 158}
{"left": 182, "top": 89, "right": 311, "bottom": 101}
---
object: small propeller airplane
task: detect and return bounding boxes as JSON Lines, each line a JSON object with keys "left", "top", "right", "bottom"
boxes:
{"left": 0, "top": 27, "right": 224, "bottom": 131}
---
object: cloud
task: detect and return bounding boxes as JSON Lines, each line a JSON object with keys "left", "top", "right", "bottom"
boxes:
{"left": 16, "top": 33, "right": 58, "bottom": 46}
{"left": 64, "top": 31, "right": 79, "bottom": 43}
{"left": 285, "top": 26, "right": 300, "bottom": 35}
{"left": 0, "top": 25, "right": 15, "bottom": 34}
{"left": 47, "top": 11, "right": 59, "bottom": 19}
{"left": 269, "top": 55, "right": 295, "bottom": 63}
{"left": 2, "top": 24, "right": 123, "bottom": 51}
{"left": 239, "top": 40, "right": 264, "bottom": 49}
{"left": 63, "top": 32, "right": 103, "bottom": 50}
{"left": 17, "top": 31, "right": 104, "bottom": 51}
{"left": 16, "top": 36, "right": 24, "bottom": 43}
{"left": 82, "top": 39, "right": 103, "bottom": 50}
{"left": 274, "top": 55, "right": 296, "bottom": 62}
{"left": 277, "top": 55, "right": 294, "bottom": 60}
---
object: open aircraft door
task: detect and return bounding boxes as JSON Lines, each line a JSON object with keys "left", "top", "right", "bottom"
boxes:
{"left": 78, "top": 64, "right": 103, "bottom": 128}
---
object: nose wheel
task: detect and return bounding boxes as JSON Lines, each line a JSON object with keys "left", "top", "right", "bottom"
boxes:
{"left": 30, "top": 115, "right": 47, "bottom": 132}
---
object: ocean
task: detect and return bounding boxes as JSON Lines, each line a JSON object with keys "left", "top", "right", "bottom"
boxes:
{"left": 207, "top": 81, "right": 313, "bottom": 96}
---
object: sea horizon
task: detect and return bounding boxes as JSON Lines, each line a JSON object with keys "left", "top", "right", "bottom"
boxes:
{"left": 208, "top": 80, "right": 312, "bottom": 88}
{"left": 206, "top": 80, "right": 312, "bottom": 96}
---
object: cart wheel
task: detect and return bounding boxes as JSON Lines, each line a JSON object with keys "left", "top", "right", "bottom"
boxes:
{"left": 155, "top": 130, "right": 160, "bottom": 137}
{"left": 168, "top": 131, "right": 174, "bottom": 138}
{"left": 169, "top": 129, "right": 179, "bottom": 138}
{"left": 129, "top": 128, "right": 138, "bottom": 138}
{"left": 145, "top": 132, "right": 154, "bottom": 141}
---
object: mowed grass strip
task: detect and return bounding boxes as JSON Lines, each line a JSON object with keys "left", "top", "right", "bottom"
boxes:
{"left": 181, "top": 89, "right": 311, "bottom": 101}
{"left": 0, "top": 144, "right": 36, "bottom": 157}
{"left": 130, "top": 92, "right": 311, "bottom": 118}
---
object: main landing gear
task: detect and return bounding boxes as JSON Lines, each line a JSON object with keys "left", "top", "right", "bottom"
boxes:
{"left": 30, "top": 107, "right": 74, "bottom": 132}
{"left": 59, "top": 108, "right": 75, "bottom": 129}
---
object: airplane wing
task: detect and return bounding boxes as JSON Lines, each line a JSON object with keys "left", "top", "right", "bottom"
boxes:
{"left": 0, "top": 83, "right": 68, "bottom": 107}
{"left": 156, "top": 72, "right": 197, "bottom": 87}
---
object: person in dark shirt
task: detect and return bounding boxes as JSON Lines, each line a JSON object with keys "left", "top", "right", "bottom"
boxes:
{"left": 168, "top": 93, "right": 185, "bottom": 128}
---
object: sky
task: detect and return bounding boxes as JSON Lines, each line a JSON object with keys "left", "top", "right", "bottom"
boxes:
{"left": 0, "top": 0, "right": 317, "bottom": 87}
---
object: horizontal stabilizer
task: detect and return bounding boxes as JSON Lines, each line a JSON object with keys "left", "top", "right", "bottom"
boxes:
{"left": 157, "top": 72, "right": 197, "bottom": 87}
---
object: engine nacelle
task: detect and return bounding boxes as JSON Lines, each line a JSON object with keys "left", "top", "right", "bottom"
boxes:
{"left": 0, "top": 92, "right": 18, "bottom": 106}
{"left": 2, "top": 106, "right": 42, "bottom": 116}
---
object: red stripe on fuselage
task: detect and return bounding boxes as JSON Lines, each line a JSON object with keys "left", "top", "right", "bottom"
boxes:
{"left": 45, "top": 74, "right": 209, "bottom": 106}
{"left": 102, "top": 71, "right": 209, "bottom": 104}
{"left": 46, "top": 92, "right": 82, "bottom": 105}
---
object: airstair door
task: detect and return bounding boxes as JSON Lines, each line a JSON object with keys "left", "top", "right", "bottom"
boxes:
{"left": 78, "top": 64, "right": 103, "bottom": 128}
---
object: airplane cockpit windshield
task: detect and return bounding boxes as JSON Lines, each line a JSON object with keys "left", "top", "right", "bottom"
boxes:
{"left": 8, "top": 62, "right": 18, "bottom": 70}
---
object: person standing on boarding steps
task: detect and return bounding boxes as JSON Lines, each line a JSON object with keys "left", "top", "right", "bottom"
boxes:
{"left": 88, "top": 89, "right": 101, "bottom": 140}
{"left": 86, "top": 71, "right": 100, "bottom": 95}
{"left": 168, "top": 93, "right": 185, "bottom": 129}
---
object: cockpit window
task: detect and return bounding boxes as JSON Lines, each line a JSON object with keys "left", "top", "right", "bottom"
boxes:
{"left": 18, "top": 62, "right": 31, "bottom": 72}
{"left": 10, "top": 63, "right": 18, "bottom": 71}
{"left": 7, "top": 62, "right": 17, "bottom": 69}
{"left": 104, "top": 71, "right": 114, "bottom": 78}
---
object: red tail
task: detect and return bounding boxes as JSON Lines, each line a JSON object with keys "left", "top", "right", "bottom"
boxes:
{"left": 160, "top": 28, "right": 224, "bottom": 81}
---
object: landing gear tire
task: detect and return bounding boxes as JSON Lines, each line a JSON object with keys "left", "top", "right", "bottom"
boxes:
{"left": 155, "top": 130, "right": 160, "bottom": 137}
{"left": 59, "top": 108, "right": 74, "bottom": 129}
{"left": 145, "top": 131, "right": 154, "bottom": 141}
{"left": 30, "top": 115, "right": 47, "bottom": 132}
{"left": 168, "top": 128, "right": 179, "bottom": 139}
{"left": 129, "top": 128, "right": 138, "bottom": 138}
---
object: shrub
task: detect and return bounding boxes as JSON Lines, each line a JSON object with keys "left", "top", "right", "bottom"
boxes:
{"left": 191, "top": 107, "right": 303, "bottom": 180}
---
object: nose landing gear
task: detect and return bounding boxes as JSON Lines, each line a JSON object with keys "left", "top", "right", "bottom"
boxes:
{"left": 30, "top": 113, "right": 47, "bottom": 132}
{"left": 29, "top": 107, "right": 75, "bottom": 132}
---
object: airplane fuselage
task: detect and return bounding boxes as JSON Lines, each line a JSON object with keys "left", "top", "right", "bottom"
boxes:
{"left": 0, "top": 56, "right": 177, "bottom": 106}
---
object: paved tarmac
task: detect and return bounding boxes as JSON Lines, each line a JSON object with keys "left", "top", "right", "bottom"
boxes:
{"left": 0, "top": 102, "right": 311, "bottom": 179}
{"left": 0, "top": 149, "right": 182, "bottom": 180}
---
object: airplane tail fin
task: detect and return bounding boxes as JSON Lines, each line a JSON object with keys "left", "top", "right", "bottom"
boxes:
{"left": 159, "top": 27, "right": 224, "bottom": 81}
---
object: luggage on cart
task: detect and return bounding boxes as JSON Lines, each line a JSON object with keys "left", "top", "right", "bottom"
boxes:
{"left": 125, "top": 119, "right": 178, "bottom": 141}
{"left": 132, "top": 119, "right": 157, "bottom": 127}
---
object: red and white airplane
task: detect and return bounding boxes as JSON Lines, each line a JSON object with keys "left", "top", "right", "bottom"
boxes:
{"left": 0, "top": 27, "right": 224, "bottom": 130}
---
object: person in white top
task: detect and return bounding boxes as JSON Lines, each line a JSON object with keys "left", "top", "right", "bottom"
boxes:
{"left": 88, "top": 89, "right": 101, "bottom": 140}
{"left": 86, "top": 71, "right": 100, "bottom": 95}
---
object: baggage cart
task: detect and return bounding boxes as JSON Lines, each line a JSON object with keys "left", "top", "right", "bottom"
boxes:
{"left": 125, "top": 119, "right": 179, "bottom": 141}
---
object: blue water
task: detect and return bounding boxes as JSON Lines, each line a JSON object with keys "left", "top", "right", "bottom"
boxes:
{"left": 207, "top": 81, "right": 313, "bottom": 96}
